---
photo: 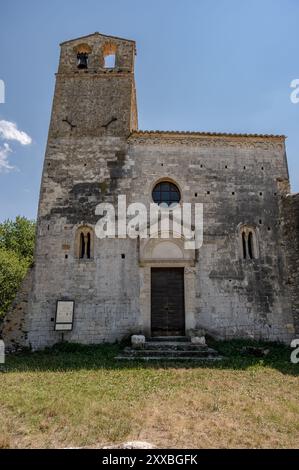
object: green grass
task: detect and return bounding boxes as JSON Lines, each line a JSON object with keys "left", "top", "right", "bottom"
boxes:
{"left": 0, "top": 340, "right": 298, "bottom": 449}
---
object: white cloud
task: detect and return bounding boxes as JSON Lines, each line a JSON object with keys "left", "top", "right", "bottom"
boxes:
{"left": 0, "top": 143, "right": 14, "bottom": 172}
{"left": 0, "top": 120, "right": 32, "bottom": 145}
{"left": 0, "top": 120, "right": 32, "bottom": 173}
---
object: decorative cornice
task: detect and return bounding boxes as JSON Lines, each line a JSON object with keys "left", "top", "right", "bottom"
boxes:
{"left": 55, "top": 70, "right": 133, "bottom": 78}
{"left": 130, "top": 130, "right": 285, "bottom": 139}
{"left": 128, "top": 130, "right": 285, "bottom": 150}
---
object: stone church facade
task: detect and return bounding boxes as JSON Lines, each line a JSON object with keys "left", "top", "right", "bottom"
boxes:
{"left": 2, "top": 32, "right": 299, "bottom": 350}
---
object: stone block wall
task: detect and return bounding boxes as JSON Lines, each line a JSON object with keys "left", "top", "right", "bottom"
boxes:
{"left": 128, "top": 132, "right": 295, "bottom": 343}
{"left": 281, "top": 193, "right": 299, "bottom": 336}
{"left": 0, "top": 267, "right": 34, "bottom": 351}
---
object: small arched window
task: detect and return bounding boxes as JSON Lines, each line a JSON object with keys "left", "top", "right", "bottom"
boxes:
{"left": 80, "top": 232, "right": 85, "bottom": 258}
{"left": 242, "top": 231, "right": 247, "bottom": 259}
{"left": 76, "top": 226, "right": 93, "bottom": 259}
{"left": 103, "top": 42, "right": 117, "bottom": 69}
{"left": 152, "top": 181, "right": 181, "bottom": 207}
{"left": 240, "top": 226, "right": 258, "bottom": 260}
{"left": 248, "top": 231, "right": 254, "bottom": 259}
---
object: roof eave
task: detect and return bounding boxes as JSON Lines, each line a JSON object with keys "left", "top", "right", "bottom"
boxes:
{"left": 60, "top": 32, "right": 136, "bottom": 53}
{"left": 130, "top": 130, "right": 286, "bottom": 139}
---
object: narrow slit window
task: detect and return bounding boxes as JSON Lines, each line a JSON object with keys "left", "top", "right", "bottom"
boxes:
{"left": 86, "top": 232, "right": 91, "bottom": 259}
{"left": 80, "top": 232, "right": 85, "bottom": 259}
{"left": 248, "top": 231, "right": 254, "bottom": 259}
{"left": 242, "top": 232, "right": 247, "bottom": 259}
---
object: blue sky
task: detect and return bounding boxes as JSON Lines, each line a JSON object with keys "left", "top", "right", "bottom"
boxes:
{"left": 1, "top": 0, "right": 299, "bottom": 221}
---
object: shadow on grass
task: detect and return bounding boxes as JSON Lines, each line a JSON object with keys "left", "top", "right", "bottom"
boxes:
{"left": 1, "top": 339, "right": 298, "bottom": 376}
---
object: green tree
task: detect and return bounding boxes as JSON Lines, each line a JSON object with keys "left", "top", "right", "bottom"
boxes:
{"left": 0, "top": 216, "right": 35, "bottom": 262}
{"left": 0, "top": 216, "right": 36, "bottom": 318}
{"left": 0, "top": 248, "right": 29, "bottom": 317}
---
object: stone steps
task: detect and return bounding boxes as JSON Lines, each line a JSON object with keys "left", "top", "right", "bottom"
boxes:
{"left": 138, "top": 342, "right": 210, "bottom": 351}
{"left": 147, "top": 336, "right": 189, "bottom": 343}
{"left": 116, "top": 356, "right": 223, "bottom": 362}
{"left": 122, "top": 348, "right": 219, "bottom": 358}
{"left": 115, "top": 337, "right": 223, "bottom": 362}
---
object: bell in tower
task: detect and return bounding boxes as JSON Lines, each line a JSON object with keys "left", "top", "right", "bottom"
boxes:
{"left": 53, "top": 33, "right": 138, "bottom": 136}
{"left": 77, "top": 51, "right": 89, "bottom": 69}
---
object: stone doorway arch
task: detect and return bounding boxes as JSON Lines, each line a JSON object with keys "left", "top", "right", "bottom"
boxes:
{"left": 138, "top": 236, "right": 197, "bottom": 337}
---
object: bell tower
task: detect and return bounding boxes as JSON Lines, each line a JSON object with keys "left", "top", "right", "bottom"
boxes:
{"left": 50, "top": 32, "right": 138, "bottom": 138}
{"left": 37, "top": 32, "right": 138, "bottom": 224}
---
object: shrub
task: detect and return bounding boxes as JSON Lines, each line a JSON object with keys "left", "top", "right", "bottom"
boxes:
{"left": 0, "top": 216, "right": 35, "bottom": 318}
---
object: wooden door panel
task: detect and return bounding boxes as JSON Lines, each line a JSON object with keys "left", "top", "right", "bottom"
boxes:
{"left": 151, "top": 268, "right": 185, "bottom": 336}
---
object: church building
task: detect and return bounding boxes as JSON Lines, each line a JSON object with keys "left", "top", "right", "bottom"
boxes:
{"left": 2, "top": 32, "right": 299, "bottom": 349}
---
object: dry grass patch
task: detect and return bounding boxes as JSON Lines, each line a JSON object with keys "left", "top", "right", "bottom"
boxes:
{"left": 0, "top": 341, "right": 298, "bottom": 448}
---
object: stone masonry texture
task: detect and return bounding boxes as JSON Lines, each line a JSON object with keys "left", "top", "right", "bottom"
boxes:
{"left": 1, "top": 32, "right": 298, "bottom": 350}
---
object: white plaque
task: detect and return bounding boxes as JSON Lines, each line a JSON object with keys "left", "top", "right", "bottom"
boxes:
{"left": 55, "top": 300, "right": 74, "bottom": 331}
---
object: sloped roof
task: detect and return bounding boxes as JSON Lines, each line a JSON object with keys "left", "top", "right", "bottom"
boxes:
{"left": 60, "top": 31, "right": 136, "bottom": 47}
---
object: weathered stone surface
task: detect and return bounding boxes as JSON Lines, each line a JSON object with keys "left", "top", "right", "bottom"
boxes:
{"left": 0, "top": 267, "right": 33, "bottom": 351}
{"left": 1, "top": 32, "right": 298, "bottom": 350}
{"left": 188, "top": 328, "right": 206, "bottom": 338}
{"left": 0, "top": 339, "right": 4, "bottom": 363}
{"left": 191, "top": 336, "right": 206, "bottom": 345}
{"left": 104, "top": 440, "right": 155, "bottom": 449}
{"left": 280, "top": 193, "right": 299, "bottom": 337}
{"left": 131, "top": 334, "right": 145, "bottom": 349}
{"left": 116, "top": 337, "right": 222, "bottom": 361}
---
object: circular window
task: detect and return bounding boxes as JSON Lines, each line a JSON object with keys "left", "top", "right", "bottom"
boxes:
{"left": 152, "top": 181, "right": 181, "bottom": 207}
